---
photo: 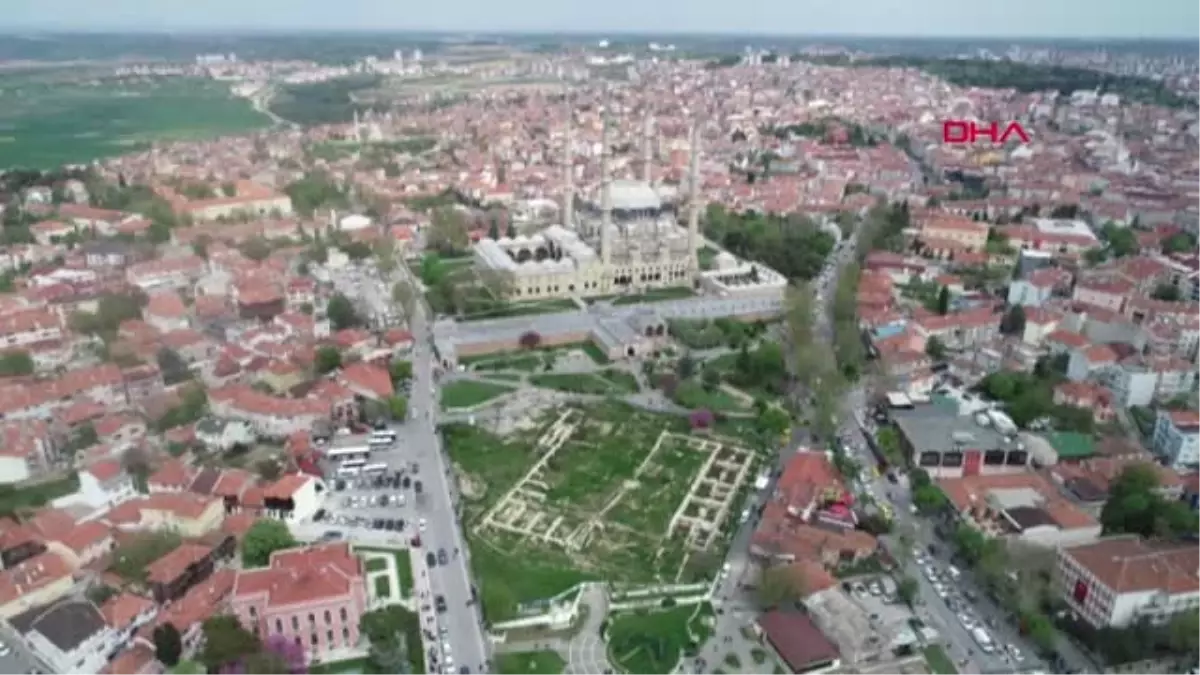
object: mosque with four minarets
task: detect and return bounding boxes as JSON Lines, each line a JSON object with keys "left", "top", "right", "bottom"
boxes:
{"left": 471, "top": 107, "right": 704, "bottom": 301}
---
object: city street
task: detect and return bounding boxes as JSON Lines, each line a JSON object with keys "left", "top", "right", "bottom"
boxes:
{"left": 394, "top": 259, "right": 492, "bottom": 674}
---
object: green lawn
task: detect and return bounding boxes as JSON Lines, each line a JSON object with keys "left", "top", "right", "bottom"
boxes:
{"left": 363, "top": 557, "right": 388, "bottom": 573}
{"left": 612, "top": 287, "right": 696, "bottom": 305}
{"left": 357, "top": 548, "right": 413, "bottom": 598}
{"left": 469, "top": 352, "right": 545, "bottom": 372}
{"left": 496, "top": 650, "right": 566, "bottom": 674}
{"left": 440, "top": 380, "right": 514, "bottom": 409}
{"left": 0, "top": 75, "right": 269, "bottom": 169}
{"left": 582, "top": 341, "right": 611, "bottom": 364}
{"left": 607, "top": 606, "right": 699, "bottom": 674}
{"left": 923, "top": 645, "right": 958, "bottom": 674}
{"left": 0, "top": 472, "right": 80, "bottom": 517}
{"left": 529, "top": 369, "right": 639, "bottom": 395}
{"left": 463, "top": 298, "right": 579, "bottom": 319}
{"left": 373, "top": 575, "right": 392, "bottom": 598}
{"left": 671, "top": 380, "right": 749, "bottom": 412}
{"left": 468, "top": 532, "right": 596, "bottom": 624}
{"left": 309, "top": 657, "right": 368, "bottom": 674}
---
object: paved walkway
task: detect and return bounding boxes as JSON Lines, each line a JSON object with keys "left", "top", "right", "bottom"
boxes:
{"left": 491, "top": 585, "right": 613, "bottom": 674}
{"left": 565, "top": 585, "right": 612, "bottom": 674}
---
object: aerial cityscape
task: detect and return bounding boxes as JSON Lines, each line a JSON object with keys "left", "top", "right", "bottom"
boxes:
{"left": 0, "top": 5, "right": 1197, "bottom": 675}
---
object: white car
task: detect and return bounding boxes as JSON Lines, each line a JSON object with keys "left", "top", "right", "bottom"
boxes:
{"left": 419, "top": 518, "right": 427, "bottom": 532}
{"left": 1008, "top": 645, "right": 1024, "bottom": 661}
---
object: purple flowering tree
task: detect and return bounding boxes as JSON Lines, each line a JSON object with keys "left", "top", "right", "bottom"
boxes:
{"left": 689, "top": 408, "right": 714, "bottom": 430}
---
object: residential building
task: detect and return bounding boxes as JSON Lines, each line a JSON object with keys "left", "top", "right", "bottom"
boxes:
{"left": 757, "top": 610, "right": 842, "bottom": 674}
{"left": 98, "top": 593, "right": 157, "bottom": 655}
{"left": 1053, "top": 382, "right": 1115, "bottom": 425}
{"left": 912, "top": 307, "right": 999, "bottom": 351}
{"left": 1056, "top": 536, "right": 1199, "bottom": 629}
{"left": 938, "top": 471, "right": 1101, "bottom": 548}
{"left": 76, "top": 460, "right": 137, "bottom": 509}
{"left": 0, "top": 421, "right": 58, "bottom": 484}
{"left": 208, "top": 385, "right": 331, "bottom": 439}
{"left": 146, "top": 541, "right": 234, "bottom": 605}
{"left": 103, "top": 493, "right": 225, "bottom": 537}
{"left": 750, "top": 452, "right": 877, "bottom": 566}
{"left": 155, "top": 568, "right": 236, "bottom": 656}
{"left": 11, "top": 598, "right": 116, "bottom": 674}
{"left": 1152, "top": 410, "right": 1200, "bottom": 471}
{"left": 261, "top": 474, "right": 325, "bottom": 523}
{"left": 194, "top": 417, "right": 255, "bottom": 452}
{"left": 0, "top": 551, "right": 74, "bottom": 619}
{"left": 231, "top": 542, "right": 369, "bottom": 661}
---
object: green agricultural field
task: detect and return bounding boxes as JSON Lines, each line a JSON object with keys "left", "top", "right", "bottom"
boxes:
{"left": 0, "top": 74, "right": 270, "bottom": 169}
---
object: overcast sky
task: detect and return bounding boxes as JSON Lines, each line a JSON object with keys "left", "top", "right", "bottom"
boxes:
{"left": 2, "top": 0, "right": 1198, "bottom": 39}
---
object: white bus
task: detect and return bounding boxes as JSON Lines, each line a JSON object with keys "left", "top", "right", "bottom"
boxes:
{"left": 371, "top": 429, "right": 397, "bottom": 443}
{"left": 362, "top": 463, "right": 389, "bottom": 475}
{"left": 339, "top": 458, "right": 367, "bottom": 470}
{"left": 326, "top": 445, "right": 370, "bottom": 462}
{"left": 337, "top": 466, "right": 362, "bottom": 478}
{"left": 368, "top": 437, "right": 394, "bottom": 449}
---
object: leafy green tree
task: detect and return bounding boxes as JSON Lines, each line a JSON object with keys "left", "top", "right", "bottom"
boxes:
{"left": 0, "top": 351, "right": 34, "bottom": 376}
{"left": 285, "top": 172, "right": 350, "bottom": 217}
{"left": 936, "top": 286, "right": 951, "bottom": 315}
{"left": 390, "top": 360, "right": 413, "bottom": 382}
{"left": 427, "top": 207, "right": 469, "bottom": 255}
{"left": 326, "top": 293, "right": 360, "bottom": 330}
{"left": 1163, "top": 232, "right": 1198, "bottom": 255}
{"left": 756, "top": 565, "right": 804, "bottom": 609}
{"left": 1151, "top": 283, "right": 1182, "bottom": 302}
{"left": 755, "top": 405, "right": 791, "bottom": 440}
{"left": 153, "top": 623, "right": 183, "bottom": 667}
{"left": 156, "top": 347, "right": 191, "bottom": 385}
{"left": 314, "top": 346, "right": 343, "bottom": 374}
{"left": 198, "top": 616, "right": 260, "bottom": 672}
{"left": 341, "top": 240, "right": 373, "bottom": 260}
{"left": 168, "top": 661, "right": 205, "bottom": 675}
{"left": 1101, "top": 464, "right": 1199, "bottom": 538}
{"left": 361, "top": 606, "right": 423, "bottom": 674}
{"left": 676, "top": 353, "right": 697, "bottom": 380}
{"left": 239, "top": 237, "right": 273, "bottom": 261}
{"left": 241, "top": 519, "right": 298, "bottom": 568}
{"left": 924, "top": 336, "right": 947, "bottom": 360}
{"left": 1000, "top": 305, "right": 1027, "bottom": 335}
{"left": 1100, "top": 222, "right": 1138, "bottom": 258}
{"left": 702, "top": 204, "right": 835, "bottom": 281}
{"left": 388, "top": 396, "right": 409, "bottom": 421}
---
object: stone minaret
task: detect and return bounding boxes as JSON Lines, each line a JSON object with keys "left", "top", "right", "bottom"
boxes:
{"left": 687, "top": 122, "right": 702, "bottom": 264}
{"left": 562, "top": 108, "right": 575, "bottom": 228}
{"left": 642, "top": 113, "right": 654, "bottom": 183}
{"left": 600, "top": 117, "right": 613, "bottom": 266}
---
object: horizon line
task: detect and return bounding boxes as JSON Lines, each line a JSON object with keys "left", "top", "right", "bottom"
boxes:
{"left": 0, "top": 27, "right": 1197, "bottom": 42}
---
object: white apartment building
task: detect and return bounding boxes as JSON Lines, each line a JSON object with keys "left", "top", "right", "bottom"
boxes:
{"left": 1152, "top": 410, "right": 1200, "bottom": 470}
{"left": 1056, "top": 536, "right": 1199, "bottom": 629}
